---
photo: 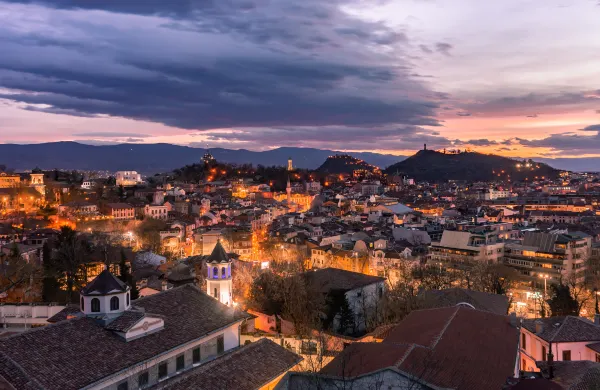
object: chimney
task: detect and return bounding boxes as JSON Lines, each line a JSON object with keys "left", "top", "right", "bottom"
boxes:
{"left": 547, "top": 342, "right": 554, "bottom": 380}
{"left": 535, "top": 320, "right": 544, "bottom": 334}
{"left": 595, "top": 314, "right": 600, "bottom": 326}
{"left": 509, "top": 312, "right": 517, "bottom": 327}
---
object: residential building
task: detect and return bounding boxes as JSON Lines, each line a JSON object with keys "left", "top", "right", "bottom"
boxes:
{"left": 103, "top": 203, "right": 135, "bottom": 220}
{"left": 144, "top": 204, "right": 169, "bottom": 220}
{"left": 115, "top": 170, "right": 142, "bottom": 186}
{"left": 282, "top": 306, "right": 520, "bottom": 390}
{"left": 503, "top": 231, "right": 590, "bottom": 284}
{"left": 520, "top": 316, "right": 600, "bottom": 372}
{"left": 429, "top": 229, "right": 505, "bottom": 270}
{"left": 0, "top": 270, "right": 300, "bottom": 390}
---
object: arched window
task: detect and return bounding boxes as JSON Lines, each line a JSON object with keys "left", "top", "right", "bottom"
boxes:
{"left": 214, "top": 287, "right": 218, "bottom": 298}
{"left": 91, "top": 298, "right": 100, "bottom": 313}
{"left": 221, "top": 267, "right": 226, "bottom": 279}
{"left": 213, "top": 267, "right": 218, "bottom": 277}
{"left": 81, "top": 297, "right": 84, "bottom": 311}
{"left": 110, "top": 296, "right": 119, "bottom": 311}
{"left": 126, "top": 292, "right": 130, "bottom": 306}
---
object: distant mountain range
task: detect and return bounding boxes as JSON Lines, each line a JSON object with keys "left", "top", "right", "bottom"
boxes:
{"left": 316, "top": 154, "right": 381, "bottom": 174}
{"left": 1, "top": 142, "right": 598, "bottom": 175}
{"left": 0, "top": 142, "right": 404, "bottom": 174}
{"left": 384, "top": 150, "right": 560, "bottom": 182}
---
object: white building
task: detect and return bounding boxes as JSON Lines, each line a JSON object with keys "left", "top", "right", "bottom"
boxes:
{"left": 115, "top": 171, "right": 142, "bottom": 186}
{"left": 144, "top": 204, "right": 169, "bottom": 220}
{"left": 205, "top": 240, "right": 233, "bottom": 306}
{"left": 0, "top": 269, "right": 300, "bottom": 390}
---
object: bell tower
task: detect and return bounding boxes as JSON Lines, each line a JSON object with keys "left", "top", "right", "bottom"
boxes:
{"left": 205, "top": 240, "right": 233, "bottom": 306}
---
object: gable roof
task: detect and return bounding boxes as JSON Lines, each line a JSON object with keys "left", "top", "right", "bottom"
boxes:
{"left": 522, "top": 316, "right": 600, "bottom": 343}
{"left": 0, "top": 285, "right": 250, "bottom": 390}
{"left": 537, "top": 361, "right": 600, "bottom": 390}
{"left": 417, "top": 288, "right": 509, "bottom": 315}
{"left": 155, "top": 338, "right": 301, "bottom": 390}
{"left": 80, "top": 269, "right": 129, "bottom": 295}
{"left": 321, "top": 306, "right": 519, "bottom": 390}
{"left": 300, "top": 268, "right": 385, "bottom": 294}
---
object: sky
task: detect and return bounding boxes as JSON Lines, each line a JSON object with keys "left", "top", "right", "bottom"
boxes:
{"left": 0, "top": 0, "right": 599, "bottom": 158}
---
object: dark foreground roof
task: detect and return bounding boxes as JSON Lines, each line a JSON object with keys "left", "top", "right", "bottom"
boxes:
{"left": 537, "top": 361, "right": 600, "bottom": 390}
{"left": 153, "top": 338, "right": 301, "bottom": 390}
{"left": 320, "top": 306, "right": 519, "bottom": 390}
{"left": 0, "top": 285, "right": 250, "bottom": 390}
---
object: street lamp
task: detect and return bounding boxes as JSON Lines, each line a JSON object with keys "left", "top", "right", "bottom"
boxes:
{"left": 539, "top": 273, "right": 549, "bottom": 318}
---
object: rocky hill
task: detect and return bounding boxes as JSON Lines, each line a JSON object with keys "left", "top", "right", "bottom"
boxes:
{"left": 384, "top": 150, "right": 560, "bottom": 182}
{"left": 316, "top": 154, "right": 381, "bottom": 174}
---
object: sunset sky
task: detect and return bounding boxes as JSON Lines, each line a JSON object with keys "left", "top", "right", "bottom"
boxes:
{"left": 0, "top": 0, "right": 599, "bottom": 158}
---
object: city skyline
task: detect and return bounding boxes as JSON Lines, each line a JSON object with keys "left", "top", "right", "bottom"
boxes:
{"left": 0, "top": 0, "right": 599, "bottom": 159}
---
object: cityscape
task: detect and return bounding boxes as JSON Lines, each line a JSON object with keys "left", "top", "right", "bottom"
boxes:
{"left": 1, "top": 1, "right": 600, "bottom": 390}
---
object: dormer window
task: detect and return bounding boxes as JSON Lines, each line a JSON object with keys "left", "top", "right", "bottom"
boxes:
{"left": 91, "top": 298, "right": 100, "bottom": 313}
{"left": 110, "top": 296, "right": 120, "bottom": 311}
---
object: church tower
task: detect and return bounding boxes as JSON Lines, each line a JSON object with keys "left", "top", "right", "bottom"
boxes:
{"left": 80, "top": 269, "right": 131, "bottom": 318}
{"left": 287, "top": 157, "right": 293, "bottom": 171}
{"left": 205, "top": 240, "right": 233, "bottom": 306}
{"left": 286, "top": 176, "right": 292, "bottom": 204}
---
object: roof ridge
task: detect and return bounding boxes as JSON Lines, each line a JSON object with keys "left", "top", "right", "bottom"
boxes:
{"left": 550, "top": 315, "right": 573, "bottom": 342}
{"left": 430, "top": 306, "right": 460, "bottom": 349}
{"left": 395, "top": 343, "right": 417, "bottom": 367}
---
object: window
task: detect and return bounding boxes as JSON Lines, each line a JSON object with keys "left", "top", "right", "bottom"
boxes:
{"left": 110, "top": 296, "right": 120, "bottom": 311}
{"left": 193, "top": 347, "right": 201, "bottom": 364}
{"left": 138, "top": 372, "right": 149, "bottom": 388}
{"left": 213, "top": 267, "right": 218, "bottom": 277}
{"left": 542, "top": 346, "right": 547, "bottom": 361}
{"left": 91, "top": 298, "right": 100, "bottom": 313}
{"left": 596, "top": 353, "right": 600, "bottom": 363}
{"left": 521, "top": 333, "right": 527, "bottom": 350}
{"left": 81, "top": 297, "right": 84, "bottom": 311}
{"left": 158, "top": 362, "right": 168, "bottom": 379}
{"left": 176, "top": 354, "right": 185, "bottom": 371}
{"left": 117, "top": 381, "right": 128, "bottom": 390}
{"left": 562, "top": 350, "right": 571, "bottom": 361}
{"left": 522, "top": 359, "right": 526, "bottom": 371}
{"left": 213, "top": 288, "right": 218, "bottom": 298}
{"left": 200, "top": 335, "right": 224, "bottom": 361}
{"left": 221, "top": 268, "right": 226, "bottom": 279}
{"left": 127, "top": 293, "right": 130, "bottom": 306}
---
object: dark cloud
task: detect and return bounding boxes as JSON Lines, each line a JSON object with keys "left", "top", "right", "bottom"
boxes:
{"left": 419, "top": 44, "right": 432, "bottom": 53}
{"left": 73, "top": 132, "right": 151, "bottom": 138}
{"left": 581, "top": 124, "right": 600, "bottom": 131}
{"left": 519, "top": 130, "right": 600, "bottom": 155}
{"left": 200, "top": 125, "right": 453, "bottom": 151}
{"left": 456, "top": 111, "right": 471, "bottom": 116}
{"left": 0, "top": 0, "right": 441, "bottom": 141}
{"left": 435, "top": 42, "right": 452, "bottom": 56}
{"left": 462, "top": 91, "right": 600, "bottom": 116}
{"left": 453, "top": 139, "right": 499, "bottom": 146}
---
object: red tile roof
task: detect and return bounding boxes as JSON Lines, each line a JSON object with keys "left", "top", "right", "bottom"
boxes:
{"left": 321, "top": 306, "right": 519, "bottom": 390}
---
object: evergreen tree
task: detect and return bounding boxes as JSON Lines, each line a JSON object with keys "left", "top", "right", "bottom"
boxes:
{"left": 548, "top": 283, "right": 579, "bottom": 317}
{"left": 41, "top": 242, "right": 61, "bottom": 302}
{"left": 337, "top": 296, "right": 355, "bottom": 335}
{"left": 119, "top": 249, "right": 139, "bottom": 300}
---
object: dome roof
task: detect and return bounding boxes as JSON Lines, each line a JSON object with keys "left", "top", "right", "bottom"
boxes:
{"left": 81, "top": 269, "right": 129, "bottom": 296}
{"left": 206, "top": 240, "right": 230, "bottom": 264}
